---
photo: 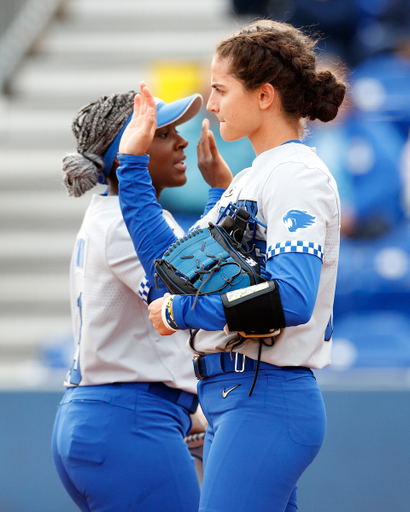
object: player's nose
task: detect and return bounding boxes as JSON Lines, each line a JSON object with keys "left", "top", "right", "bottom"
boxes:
{"left": 206, "top": 93, "right": 218, "bottom": 113}
{"left": 176, "top": 134, "right": 188, "bottom": 149}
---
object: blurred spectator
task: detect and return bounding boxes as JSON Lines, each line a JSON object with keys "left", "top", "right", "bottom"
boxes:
{"left": 352, "top": 0, "right": 410, "bottom": 65}
{"left": 400, "top": 129, "right": 410, "bottom": 218}
{"left": 308, "top": 112, "right": 406, "bottom": 238}
{"left": 351, "top": 52, "right": 410, "bottom": 136}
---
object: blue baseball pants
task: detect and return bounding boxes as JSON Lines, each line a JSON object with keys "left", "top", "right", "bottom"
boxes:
{"left": 52, "top": 383, "right": 200, "bottom": 512}
{"left": 197, "top": 360, "right": 326, "bottom": 512}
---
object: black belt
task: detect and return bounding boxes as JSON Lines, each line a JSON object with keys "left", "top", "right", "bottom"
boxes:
{"left": 193, "top": 352, "right": 310, "bottom": 382}
{"left": 193, "top": 352, "right": 282, "bottom": 380}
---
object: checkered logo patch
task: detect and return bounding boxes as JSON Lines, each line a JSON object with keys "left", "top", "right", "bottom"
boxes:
{"left": 138, "top": 276, "right": 151, "bottom": 306}
{"left": 266, "top": 241, "right": 324, "bottom": 261}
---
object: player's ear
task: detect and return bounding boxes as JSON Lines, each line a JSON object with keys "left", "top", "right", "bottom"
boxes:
{"left": 258, "top": 83, "right": 275, "bottom": 110}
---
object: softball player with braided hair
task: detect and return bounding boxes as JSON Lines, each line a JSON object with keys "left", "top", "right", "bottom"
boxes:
{"left": 52, "top": 90, "right": 230, "bottom": 512}
{"left": 117, "top": 19, "right": 346, "bottom": 512}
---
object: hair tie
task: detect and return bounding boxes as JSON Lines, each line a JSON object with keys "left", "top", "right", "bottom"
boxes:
{"left": 82, "top": 152, "right": 105, "bottom": 170}
{"left": 81, "top": 152, "right": 107, "bottom": 184}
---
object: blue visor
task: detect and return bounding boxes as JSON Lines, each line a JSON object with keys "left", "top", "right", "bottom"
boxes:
{"left": 155, "top": 93, "right": 203, "bottom": 128}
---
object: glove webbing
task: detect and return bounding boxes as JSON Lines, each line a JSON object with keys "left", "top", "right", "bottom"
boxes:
{"left": 188, "top": 255, "right": 251, "bottom": 309}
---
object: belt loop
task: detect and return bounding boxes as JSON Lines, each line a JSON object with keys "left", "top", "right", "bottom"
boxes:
{"left": 193, "top": 355, "right": 205, "bottom": 380}
{"left": 234, "top": 353, "right": 246, "bottom": 372}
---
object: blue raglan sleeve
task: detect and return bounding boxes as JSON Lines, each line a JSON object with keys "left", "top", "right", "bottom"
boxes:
{"left": 171, "top": 252, "right": 322, "bottom": 330}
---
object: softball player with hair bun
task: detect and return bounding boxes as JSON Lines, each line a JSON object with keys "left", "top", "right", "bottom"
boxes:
{"left": 117, "top": 20, "right": 346, "bottom": 512}
{"left": 52, "top": 90, "right": 229, "bottom": 512}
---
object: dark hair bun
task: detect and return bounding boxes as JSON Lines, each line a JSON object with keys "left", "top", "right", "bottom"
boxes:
{"left": 308, "top": 70, "right": 347, "bottom": 122}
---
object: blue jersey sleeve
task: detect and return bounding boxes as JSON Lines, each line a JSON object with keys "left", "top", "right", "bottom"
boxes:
{"left": 268, "top": 252, "right": 322, "bottom": 326}
{"left": 117, "top": 154, "right": 225, "bottom": 303}
{"left": 171, "top": 252, "right": 322, "bottom": 330}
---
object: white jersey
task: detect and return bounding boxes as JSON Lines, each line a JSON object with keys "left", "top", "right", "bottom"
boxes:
{"left": 66, "top": 194, "right": 197, "bottom": 393}
{"left": 192, "top": 142, "right": 340, "bottom": 369}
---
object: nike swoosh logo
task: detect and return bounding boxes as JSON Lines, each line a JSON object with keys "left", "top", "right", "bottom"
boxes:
{"left": 222, "top": 384, "right": 241, "bottom": 398}
{"left": 224, "top": 189, "right": 234, "bottom": 197}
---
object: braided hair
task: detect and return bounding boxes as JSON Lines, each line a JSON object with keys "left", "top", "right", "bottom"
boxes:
{"left": 215, "top": 20, "right": 346, "bottom": 129}
{"left": 63, "top": 91, "right": 136, "bottom": 197}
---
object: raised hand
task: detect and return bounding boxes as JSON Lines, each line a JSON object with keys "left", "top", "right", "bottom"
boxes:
{"left": 197, "top": 118, "right": 233, "bottom": 189}
{"left": 119, "top": 82, "right": 157, "bottom": 155}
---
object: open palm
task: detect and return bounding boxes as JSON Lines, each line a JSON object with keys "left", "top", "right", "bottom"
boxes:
{"left": 119, "top": 82, "right": 157, "bottom": 155}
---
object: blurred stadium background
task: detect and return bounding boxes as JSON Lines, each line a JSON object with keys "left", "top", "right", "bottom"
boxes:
{"left": 1, "top": 0, "right": 410, "bottom": 510}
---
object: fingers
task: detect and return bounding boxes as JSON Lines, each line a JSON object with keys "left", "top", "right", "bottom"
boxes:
{"left": 201, "top": 118, "right": 210, "bottom": 134}
{"left": 138, "top": 82, "right": 157, "bottom": 133}
{"left": 197, "top": 118, "right": 211, "bottom": 157}
{"left": 132, "top": 94, "right": 141, "bottom": 120}
{"left": 140, "top": 81, "right": 157, "bottom": 116}
{"left": 201, "top": 118, "right": 210, "bottom": 147}
{"left": 207, "top": 128, "right": 218, "bottom": 158}
{"left": 144, "top": 107, "right": 156, "bottom": 130}
{"left": 197, "top": 118, "right": 220, "bottom": 167}
{"left": 132, "top": 93, "right": 150, "bottom": 124}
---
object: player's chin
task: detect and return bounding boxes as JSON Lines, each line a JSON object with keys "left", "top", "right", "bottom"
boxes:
{"left": 169, "top": 172, "right": 187, "bottom": 188}
{"left": 219, "top": 124, "right": 241, "bottom": 142}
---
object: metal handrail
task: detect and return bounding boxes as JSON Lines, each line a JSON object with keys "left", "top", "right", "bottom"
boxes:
{"left": 0, "top": 0, "right": 64, "bottom": 93}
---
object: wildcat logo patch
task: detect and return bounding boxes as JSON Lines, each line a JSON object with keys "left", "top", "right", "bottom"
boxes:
{"left": 283, "top": 209, "right": 316, "bottom": 233}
